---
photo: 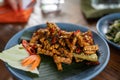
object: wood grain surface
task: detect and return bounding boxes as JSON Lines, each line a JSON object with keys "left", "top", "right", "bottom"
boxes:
{"left": 0, "top": 0, "right": 120, "bottom": 80}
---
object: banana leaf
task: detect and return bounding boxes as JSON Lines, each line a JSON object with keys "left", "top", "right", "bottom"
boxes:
{"left": 0, "top": 44, "right": 39, "bottom": 74}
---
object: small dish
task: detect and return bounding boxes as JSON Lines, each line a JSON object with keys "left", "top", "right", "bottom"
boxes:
{"left": 97, "top": 13, "right": 120, "bottom": 49}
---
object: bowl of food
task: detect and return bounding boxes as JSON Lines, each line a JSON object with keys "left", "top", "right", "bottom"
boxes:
{"left": 0, "top": 22, "right": 110, "bottom": 80}
{"left": 97, "top": 13, "right": 120, "bottom": 49}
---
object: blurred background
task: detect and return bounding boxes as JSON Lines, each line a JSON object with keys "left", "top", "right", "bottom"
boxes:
{"left": 0, "top": 0, "right": 120, "bottom": 80}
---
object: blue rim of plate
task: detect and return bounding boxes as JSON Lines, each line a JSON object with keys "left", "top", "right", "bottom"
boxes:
{"left": 97, "top": 13, "right": 120, "bottom": 49}
{"left": 4, "top": 23, "right": 110, "bottom": 80}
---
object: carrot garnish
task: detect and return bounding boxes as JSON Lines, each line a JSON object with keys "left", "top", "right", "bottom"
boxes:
{"left": 21, "top": 40, "right": 41, "bottom": 70}
{"left": 22, "top": 55, "right": 36, "bottom": 66}
{"left": 21, "top": 55, "right": 41, "bottom": 70}
{"left": 31, "top": 55, "right": 41, "bottom": 70}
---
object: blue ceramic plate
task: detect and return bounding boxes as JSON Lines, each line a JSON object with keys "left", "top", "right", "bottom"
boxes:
{"left": 5, "top": 23, "right": 110, "bottom": 80}
{"left": 97, "top": 13, "right": 120, "bottom": 49}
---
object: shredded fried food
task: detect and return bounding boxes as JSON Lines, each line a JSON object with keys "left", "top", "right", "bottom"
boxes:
{"left": 25, "top": 22, "right": 99, "bottom": 71}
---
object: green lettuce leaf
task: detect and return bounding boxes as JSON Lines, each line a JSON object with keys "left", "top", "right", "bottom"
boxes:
{"left": 0, "top": 44, "right": 39, "bottom": 74}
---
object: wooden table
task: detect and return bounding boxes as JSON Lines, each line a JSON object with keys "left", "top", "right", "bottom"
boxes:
{"left": 93, "top": 44, "right": 120, "bottom": 80}
{"left": 0, "top": 24, "right": 26, "bottom": 80}
{"left": 0, "top": 0, "right": 120, "bottom": 80}
{"left": 0, "top": 25, "right": 120, "bottom": 80}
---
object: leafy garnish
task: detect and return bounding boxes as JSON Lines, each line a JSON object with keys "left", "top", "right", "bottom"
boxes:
{"left": 0, "top": 44, "right": 39, "bottom": 74}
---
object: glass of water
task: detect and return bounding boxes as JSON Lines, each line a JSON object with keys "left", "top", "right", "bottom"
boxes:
{"left": 91, "top": 0, "right": 120, "bottom": 10}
